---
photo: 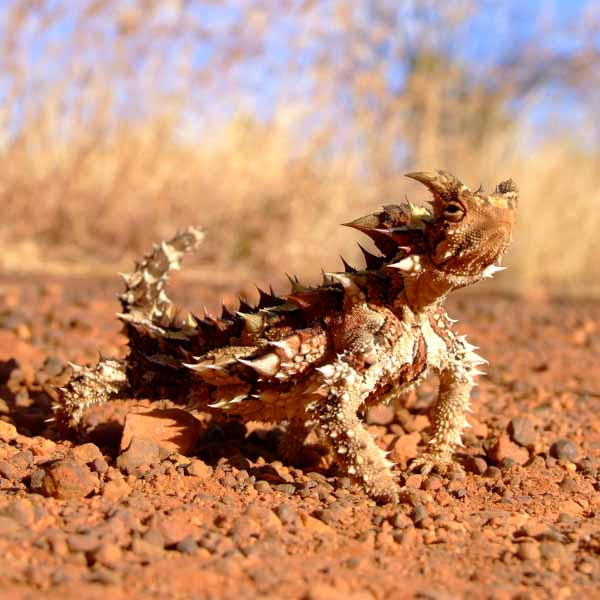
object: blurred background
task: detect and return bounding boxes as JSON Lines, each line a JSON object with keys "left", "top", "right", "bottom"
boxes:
{"left": 1, "top": 0, "right": 599, "bottom": 297}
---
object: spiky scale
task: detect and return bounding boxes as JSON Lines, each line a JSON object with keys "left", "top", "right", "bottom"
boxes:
{"left": 340, "top": 256, "right": 357, "bottom": 273}
{"left": 358, "top": 244, "right": 385, "bottom": 270}
{"left": 237, "top": 353, "right": 281, "bottom": 378}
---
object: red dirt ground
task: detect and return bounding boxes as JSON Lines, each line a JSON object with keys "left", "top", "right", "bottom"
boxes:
{"left": 0, "top": 273, "right": 598, "bottom": 600}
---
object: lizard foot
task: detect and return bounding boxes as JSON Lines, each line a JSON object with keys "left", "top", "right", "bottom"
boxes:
{"left": 409, "top": 449, "right": 458, "bottom": 477}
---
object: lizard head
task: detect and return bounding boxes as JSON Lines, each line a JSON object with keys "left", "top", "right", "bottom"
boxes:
{"left": 405, "top": 170, "right": 518, "bottom": 284}
{"left": 344, "top": 169, "right": 518, "bottom": 294}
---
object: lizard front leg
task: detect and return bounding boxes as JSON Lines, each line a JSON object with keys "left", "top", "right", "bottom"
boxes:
{"left": 305, "top": 299, "right": 414, "bottom": 503}
{"left": 308, "top": 357, "right": 398, "bottom": 503}
{"left": 411, "top": 336, "right": 485, "bottom": 474}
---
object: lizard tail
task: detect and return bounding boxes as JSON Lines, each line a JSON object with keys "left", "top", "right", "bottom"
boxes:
{"left": 51, "top": 227, "right": 204, "bottom": 431}
{"left": 117, "top": 226, "right": 205, "bottom": 327}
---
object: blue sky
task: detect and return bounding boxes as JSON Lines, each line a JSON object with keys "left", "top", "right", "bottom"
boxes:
{"left": 0, "top": 0, "right": 598, "bottom": 145}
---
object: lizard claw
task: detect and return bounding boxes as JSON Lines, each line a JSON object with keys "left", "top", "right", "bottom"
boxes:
{"left": 409, "top": 450, "right": 454, "bottom": 476}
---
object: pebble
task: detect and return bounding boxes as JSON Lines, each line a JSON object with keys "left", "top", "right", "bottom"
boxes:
{"left": 0, "top": 515, "right": 22, "bottom": 535}
{"left": 273, "top": 483, "right": 296, "bottom": 495}
{"left": 102, "top": 473, "right": 132, "bottom": 501}
{"left": 41, "top": 459, "right": 98, "bottom": 499}
{"left": 366, "top": 405, "right": 395, "bottom": 426}
{"left": 0, "top": 498, "right": 36, "bottom": 527}
{"left": 391, "top": 432, "right": 421, "bottom": 464}
{"left": 186, "top": 458, "right": 213, "bottom": 478}
{"left": 392, "top": 512, "right": 413, "bottom": 529}
{"left": 299, "top": 513, "right": 334, "bottom": 535}
{"left": 116, "top": 437, "right": 160, "bottom": 474}
{"left": 0, "top": 460, "right": 18, "bottom": 480}
{"left": 0, "top": 421, "right": 18, "bottom": 442}
{"left": 93, "top": 542, "right": 123, "bottom": 568}
{"left": 316, "top": 501, "right": 351, "bottom": 527}
{"left": 550, "top": 439, "right": 578, "bottom": 462}
{"left": 488, "top": 433, "right": 529, "bottom": 466}
{"left": 484, "top": 466, "right": 502, "bottom": 479}
{"left": 151, "top": 513, "right": 195, "bottom": 546}
{"left": 10, "top": 450, "right": 34, "bottom": 471}
{"left": 508, "top": 418, "right": 536, "bottom": 447}
{"left": 411, "top": 503, "right": 429, "bottom": 526}
{"left": 120, "top": 409, "right": 201, "bottom": 455}
{"left": 558, "top": 476, "right": 578, "bottom": 492}
{"left": 254, "top": 480, "right": 271, "bottom": 493}
{"left": 88, "top": 566, "right": 122, "bottom": 586}
{"left": 516, "top": 541, "right": 541, "bottom": 561}
{"left": 92, "top": 457, "right": 109, "bottom": 474}
{"left": 175, "top": 535, "right": 199, "bottom": 555}
{"left": 466, "top": 456, "right": 488, "bottom": 475}
{"left": 131, "top": 537, "right": 165, "bottom": 561}
{"left": 69, "top": 443, "right": 103, "bottom": 464}
{"left": 275, "top": 503, "right": 299, "bottom": 526}
{"left": 67, "top": 533, "right": 102, "bottom": 553}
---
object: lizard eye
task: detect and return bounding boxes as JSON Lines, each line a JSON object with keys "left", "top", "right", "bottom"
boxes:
{"left": 443, "top": 202, "right": 464, "bottom": 222}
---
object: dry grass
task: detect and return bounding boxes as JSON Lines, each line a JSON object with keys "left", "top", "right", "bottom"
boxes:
{"left": 1, "top": 1, "right": 600, "bottom": 297}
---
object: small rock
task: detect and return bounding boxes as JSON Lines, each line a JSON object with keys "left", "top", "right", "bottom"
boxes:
{"left": 316, "top": 501, "right": 352, "bottom": 527}
{"left": 42, "top": 355, "right": 65, "bottom": 378}
{"left": 466, "top": 456, "right": 488, "bottom": 475}
{"left": 516, "top": 541, "right": 541, "bottom": 561}
{"left": 151, "top": 513, "right": 195, "bottom": 546}
{"left": 70, "top": 443, "right": 103, "bottom": 464}
{"left": 93, "top": 542, "right": 123, "bottom": 568}
{"left": 143, "top": 527, "right": 165, "bottom": 548}
{"left": 102, "top": 474, "right": 132, "bottom": 501}
{"left": 0, "top": 515, "right": 22, "bottom": 535}
{"left": 577, "top": 561, "right": 594, "bottom": 575}
{"left": 550, "top": 439, "right": 578, "bottom": 462}
{"left": 392, "top": 512, "right": 413, "bottom": 529}
{"left": 120, "top": 409, "right": 201, "bottom": 455}
{"left": 484, "top": 466, "right": 502, "bottom": 479}
{"left": 404, "top": 474, "right": 423, "bottom": 489}
{"left": 0, "top": 421, "right": 18, "bottom": 442}
{"left": 42, "top": 459, "right": 98, "bottom": 499}
{"left": 254, "top": 480, "right": 271, "bottom": 493}
{"left": 466, "top": 415, "right": 488, "bottom": 438}
{"left": 275, "top": 503, "right": 299, "bottom": 526}
{"left": 0, "top": 498, "right": 36, "bottom": 527}
{"left": 508, "top": 418, "right": 536, "bottom": 447}
{"left": 0, "top": 460, "right": 18, "bottom": 480}
{"left": 10, "top": 450, "right": 34, "bottom": 471}
{"left": 558, "top": 476, "right": 578, "bottom": 492}
{"left": 88, "top": 567, "right": 122, "bottom": 586}
{"left": 116, "top": 437, "right": 160, "bottom": 474}
{"left": 67, "top": 533, "right": 101, "bottom": 553}
{"left": 299, "top": 513, "right": 334, "bottom": 535}
{"left": 244, "top": 503, "right": 282, "bottom": 533}
{"left": 175, "top": 535, "right": 198, "bottom": 555}
{"left": 274, "top": 483, "right": 296, "bottom": 495}
{"left": 391, "top": 432, "right": 421, "bottom": 464}
{"left": 411, "top": 503, "right": 428, "bottom": 526}
{"left": 131, "top": 537, "right": 165, "bottom": 561}
{"left": 488, "top": 433, "right": 529, "bottom": 466}
{"left": 92, "top": 457, "right": 109, "bottom": 474}
{"left": 423, "top": 476, "right": 443, "bottom": 491}
{"left": 366, "top": 405, "right": 395, "bottom": 426}
{"left": 28, "top": 468, "right": 46, "bottom": 490}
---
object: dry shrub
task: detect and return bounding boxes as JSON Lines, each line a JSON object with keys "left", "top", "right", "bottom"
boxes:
{"left": 1, "top": 1, "right": 600, "bottom": 296}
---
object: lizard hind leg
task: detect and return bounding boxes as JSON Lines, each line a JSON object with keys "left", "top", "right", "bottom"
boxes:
{"left": 51, "top": 358, "right": 130, "bottom": 431}
{"left": 308, "top": 359, "right": 398, "bottom": 503}
{"left": 278, "top": 417, "right": 310, "bottom": 466}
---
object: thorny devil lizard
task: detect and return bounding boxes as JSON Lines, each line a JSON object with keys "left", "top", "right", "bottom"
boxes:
{"left": 53, "top": 170, "right": 518, "bottom": 503}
